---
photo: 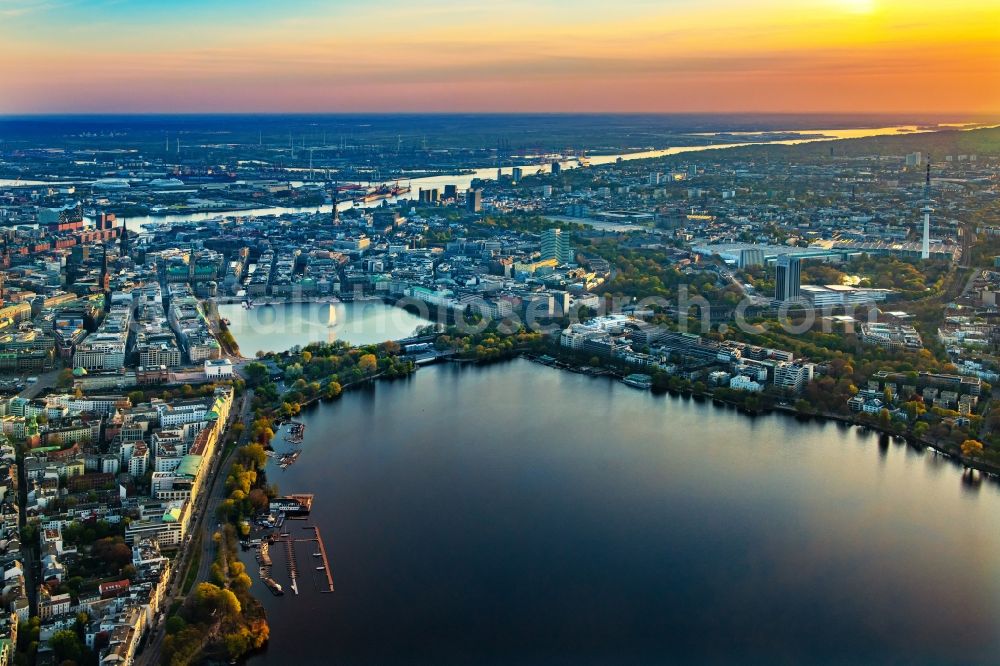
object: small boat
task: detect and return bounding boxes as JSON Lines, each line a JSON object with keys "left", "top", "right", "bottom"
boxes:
{"left": 313, "top": 552, "right": 322, "bottom": 557}
{"left": 316, "top": 566, "right": 325, "bottom": 571}
{"left": 262, "top": 576, "right": 284, "bottom": 596}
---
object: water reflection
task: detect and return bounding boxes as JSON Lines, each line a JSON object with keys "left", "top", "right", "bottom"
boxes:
{"left": 219, "top": 300, "right": 430, "bottom": 355}
{"left": 962, "top": 468, "right": 983, "bottom": 494}
{"left": 248, "top": 359, "right": 1000, "bottom": 665}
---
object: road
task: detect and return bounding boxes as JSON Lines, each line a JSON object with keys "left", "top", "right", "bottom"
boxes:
{"left": 17, "top": 368, "right": 62, "bottom": 399}
{"left": 135, "top": 387, "right": 255, "bottom": 666}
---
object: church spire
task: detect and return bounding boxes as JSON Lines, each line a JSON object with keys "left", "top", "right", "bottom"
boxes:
{"left": 120, "top": 221, "right": 130, "bottom": 257}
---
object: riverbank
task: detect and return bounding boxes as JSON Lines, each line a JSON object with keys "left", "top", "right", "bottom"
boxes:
{"left": 521, "top": 350, "right": 1000, "bottom": 478}
{"left": 227, "top": 333, "right": 997, "bottom": 658}
{"left": 242, "top": 358, "right": 1000, "bottom": 665}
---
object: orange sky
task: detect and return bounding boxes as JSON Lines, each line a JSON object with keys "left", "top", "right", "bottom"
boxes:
{"left": 0, "top": 0, "right": 998, "bottom": 114}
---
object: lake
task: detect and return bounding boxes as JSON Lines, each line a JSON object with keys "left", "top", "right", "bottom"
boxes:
{"left": 218, "top": 300, "right": 430, "bottom": 356}
{"left": 245, "top": 359, "right": 1000, "bottom": 665}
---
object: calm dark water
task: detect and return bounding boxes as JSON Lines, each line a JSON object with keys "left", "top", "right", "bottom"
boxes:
{"left": 245, "top": 359, "right": 1000, "bottom": 665}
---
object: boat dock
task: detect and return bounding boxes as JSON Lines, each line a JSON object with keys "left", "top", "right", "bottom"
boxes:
{"left": 309, "top": 525, "right": 335, "bottom": 593}
{"left": 258, "top": 493, "right": 333, "bottom": 596}
{"left": 255, "top": 542, "right": 283, "bottom": 595}
{"left": 283, "top": 537, "right": 299, "bottom": 595}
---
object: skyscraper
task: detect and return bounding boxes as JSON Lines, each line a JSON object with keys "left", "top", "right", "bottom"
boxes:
{"left": 774, "top": 255, "right": 801, "bottom": 302}
{"left": 541, "top": 228, "right": 575, "bottom": 265}
{"left": 467, "top": 188, "right": 483, "bottom": 213}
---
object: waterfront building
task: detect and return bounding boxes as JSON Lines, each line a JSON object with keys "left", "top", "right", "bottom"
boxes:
{"left": 729, "top": 375, "right": 763, "bottom": 392}
{"left": 773, "top": 362, "right": 814, "bottom": 393}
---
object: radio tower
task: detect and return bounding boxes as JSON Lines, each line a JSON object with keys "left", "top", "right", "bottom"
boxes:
{"left": 921, "top": 161, "right": 932, "bottom": 260}
{"left": 331, "top": 182, "right": 340, "bottom": 225}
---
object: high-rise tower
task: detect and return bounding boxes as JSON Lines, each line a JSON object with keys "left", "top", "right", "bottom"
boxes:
{"left": 921, "top": 162, "right": 932, "bottom": 260}
{"left": 541, "top": 228, "right": 575, "bottom": 265}
{"left": 775, "top": 255, "right": 802, "bottom": 302}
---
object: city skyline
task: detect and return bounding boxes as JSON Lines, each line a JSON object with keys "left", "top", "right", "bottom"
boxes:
{"left": 1, "top": 0, "right": 999, "bottom": 115}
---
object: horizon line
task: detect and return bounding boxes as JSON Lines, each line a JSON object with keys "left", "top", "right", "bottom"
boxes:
{"left": 0, "top": 111, "right": 996, "bottom": 119}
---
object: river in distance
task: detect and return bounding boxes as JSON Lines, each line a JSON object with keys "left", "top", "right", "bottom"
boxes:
{"left": 243, "top": 359, "right": 1000, "bottom": 665}
{"left": 218, "top": 300, "right": 429, "bottom": 357}
{"left": 11, "top": 122, "right": 961, "bottom": 233}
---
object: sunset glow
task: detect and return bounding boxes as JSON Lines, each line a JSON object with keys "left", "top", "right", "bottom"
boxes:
{"left": 1, "top": 0, "right": 998, "bottom": 114}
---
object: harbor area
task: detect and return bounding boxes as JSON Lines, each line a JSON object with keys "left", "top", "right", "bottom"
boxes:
{"left": 243, "top": 494, "right": 333, "bottom": 597}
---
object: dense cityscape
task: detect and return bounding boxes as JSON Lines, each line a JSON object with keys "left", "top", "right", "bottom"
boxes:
{"left": 0, "top": 116, "right": 995, "bottom": 663}
{"left": 1, "top": 0, "right": 999, "bottom": 659}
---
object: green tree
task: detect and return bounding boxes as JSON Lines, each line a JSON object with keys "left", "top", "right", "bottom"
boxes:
{"left": 56, "top": 369, "right": 75, "bottom": 389}
{"left": 244, "top": 362, "right": 269, "bottom": 387}
{"left": 165, "top": 616, "right": 187, "bottom": 635}
{"left": 48, "top": 629, "right": 83, "bottom": 664}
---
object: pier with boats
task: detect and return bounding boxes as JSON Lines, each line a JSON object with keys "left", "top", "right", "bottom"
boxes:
{"left": 247, "top": 493, "right": 333, "bottom": 597}
{"left": 284, "top": 421, "right": 305, "bottom": 444}
{"left": 263, "top": 421, "right": 307, "bottom": 469}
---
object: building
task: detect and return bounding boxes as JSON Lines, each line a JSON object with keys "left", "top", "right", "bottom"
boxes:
{"left": 729, "top": 375, "right": 763, "bottom": 392}
{"left": 738, "top": 248, "right": 765, "bottom": 268}
{"left": 774, "top": 255, "right": 801, "bottom": 302}
{"left": 541, "top": 228, "right": 575, "bottom": 265}
{"left": 800, "top": 285, "right": 892, "bottom": 307}
{"left": 204, "top": 358, "right": 234, "bottom": 378}
{"left": 773, "top": 362, "right": 814, "bottom": 393}
{"left": 859, "top": 322, "right": 923, "bottom": 352}
{"left": 466, "top": 189, "right": 483, "bottom": 213}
